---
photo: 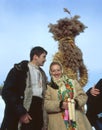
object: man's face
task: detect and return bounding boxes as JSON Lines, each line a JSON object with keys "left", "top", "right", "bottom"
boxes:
{"left": 36, "top": 52, "right": 47, "bottom": 66}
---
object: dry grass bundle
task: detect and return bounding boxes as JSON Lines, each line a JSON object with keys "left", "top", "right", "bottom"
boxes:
{"left": 49, "top": 8, "right": 88, "bottom": 87}
{"left": 49, "top": 8, "right": 87, "bottom": 41}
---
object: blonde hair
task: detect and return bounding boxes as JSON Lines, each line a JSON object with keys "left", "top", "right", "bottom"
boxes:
{"left": 49, "top": 61, "right": 63, "bottom": 75}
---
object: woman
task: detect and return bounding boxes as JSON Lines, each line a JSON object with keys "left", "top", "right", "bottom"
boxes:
{"left": 44, "top": 61, "right": 92, "bottom": 130}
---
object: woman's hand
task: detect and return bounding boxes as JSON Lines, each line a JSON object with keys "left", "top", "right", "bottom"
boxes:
{"left": 62, "top": 101, "right": 68, "bottom": 110}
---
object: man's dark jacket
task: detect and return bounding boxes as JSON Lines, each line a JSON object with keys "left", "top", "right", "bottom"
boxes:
{"left": 86, "top": 85, "right": 102, "bottom": 126}
{"left": 0, "top": 60, "right": 38, "bottom": 130}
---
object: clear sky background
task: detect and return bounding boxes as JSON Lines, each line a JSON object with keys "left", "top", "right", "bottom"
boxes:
{"left": 0, "top": 0, "right": 102, "bottom": 91}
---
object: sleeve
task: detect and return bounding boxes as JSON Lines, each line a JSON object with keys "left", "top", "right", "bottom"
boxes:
{"left": 44, "top": 85, "right": 61, "bottom": 113}
{"left": 1, "top": 68, "right": 27, "bottom": 118}
{"left": 86, "top": 88, "right": 92, "bottom": 96}
{"left": 73, "top": 80, "right": 88, "bottom": 109}
{"left": 86, "top": 87, "right": 96, "bottom": 105}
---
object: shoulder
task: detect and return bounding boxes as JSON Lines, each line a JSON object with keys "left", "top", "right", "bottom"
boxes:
{"left": 39, "top": 67, "right": 46, "bottom": 76}
{"left": 5, "top": 60, "right": 29, "bottom": 80}
{"left": 14, "top": 60, "right": 29, "bottom": 72}
{"left": 69, "top": 79, "right": 79, "bottom": 85}
{"left": 47, "top": 81, "right": 58, "bottom": 89}
{"left": 68, "top": 78, "right": 77, "bottom": 85}
{"left": 39, "top": 67, "right": 45, "bottom": 73}
{"left": 4, "top": 61, "right": 29, "bottom": 82}
{"left": 46, "top": 84, "right": 56, "bottom": 92}
{"left": 69, "top": 79, "right": 83, "bottom": 91}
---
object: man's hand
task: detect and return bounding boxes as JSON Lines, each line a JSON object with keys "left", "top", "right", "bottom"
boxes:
{"left": 19, "top": 113, "right": 32, "bottom": 124}
{"left": 90, "top": 86, "right": 100, "bottom": 96}
{"left": 42, "top": 127, "right": 48, "bottom": 130}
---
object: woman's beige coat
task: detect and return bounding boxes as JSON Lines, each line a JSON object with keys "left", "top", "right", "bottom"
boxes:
{"left": 44, "top": 79, "right": 92, "bottom": 130}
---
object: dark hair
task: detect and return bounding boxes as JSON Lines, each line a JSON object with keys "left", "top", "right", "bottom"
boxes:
{"left": 30, "top": 46, "right": 47, "bottom": 61}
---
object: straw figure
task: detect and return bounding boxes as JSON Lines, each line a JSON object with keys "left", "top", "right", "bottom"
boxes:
{"left": 48, "top": 8, "right": 88, "bottom": 87}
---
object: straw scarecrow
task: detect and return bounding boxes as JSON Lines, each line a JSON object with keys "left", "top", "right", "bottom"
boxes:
{"left": 48, "top": 8, "right": 88, "bottom": 87}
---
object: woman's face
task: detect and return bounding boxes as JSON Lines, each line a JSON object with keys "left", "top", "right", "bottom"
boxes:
{"left": 50, "top": 64, "right": 62, "bottom": 79}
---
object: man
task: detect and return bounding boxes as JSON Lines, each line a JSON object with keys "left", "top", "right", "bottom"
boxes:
{"left": 86, "top": 79, "right": 102, "bottom": 130}
{"left": 0, "top": 46, "right": 48, "bottom": 130}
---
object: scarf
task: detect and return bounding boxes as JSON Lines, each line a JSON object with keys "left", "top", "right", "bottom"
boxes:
{"left": 52, "top": 75, "right": 77, "bottom": 130}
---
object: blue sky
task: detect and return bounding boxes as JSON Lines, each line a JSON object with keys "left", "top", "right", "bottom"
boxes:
{"left": 0, "top": 0, "right": 102, "bottom": 91}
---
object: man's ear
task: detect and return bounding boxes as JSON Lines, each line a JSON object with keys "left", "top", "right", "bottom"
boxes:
{"left": 33, "top": 55, "right": 38, "bottom": 60}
